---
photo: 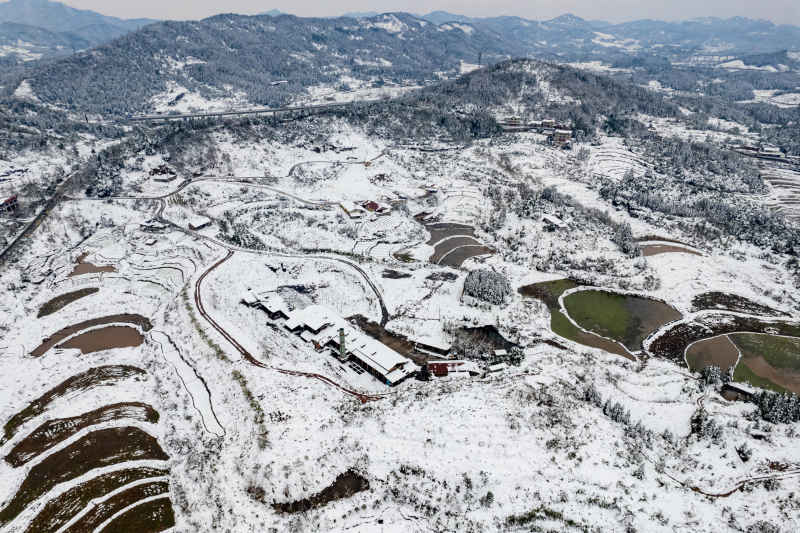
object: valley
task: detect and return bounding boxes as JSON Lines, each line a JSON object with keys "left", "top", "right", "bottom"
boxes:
{"left": 0, "top": 5, "right": 799, "bottom": 533}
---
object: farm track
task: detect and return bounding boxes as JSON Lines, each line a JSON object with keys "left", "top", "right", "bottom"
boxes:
{"left": 194, "top": 250, "right": 386, "bottom": 403}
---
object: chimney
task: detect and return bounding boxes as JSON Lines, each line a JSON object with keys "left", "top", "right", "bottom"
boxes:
{"left": 339, "top": 328, "right": 347, "bottom": 360}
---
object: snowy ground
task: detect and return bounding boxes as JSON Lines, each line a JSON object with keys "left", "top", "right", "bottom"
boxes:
{"left": 1, "top": 111, "right": 799, "bottom": 532}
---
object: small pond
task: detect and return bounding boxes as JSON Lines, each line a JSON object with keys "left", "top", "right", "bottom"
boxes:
{"left": 563, "top": 290, "right": 682, "bottom": 353}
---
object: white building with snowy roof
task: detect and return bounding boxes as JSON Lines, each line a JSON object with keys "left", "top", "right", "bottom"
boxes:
{"left": 188, "top": 216, "right": 212, "bottom": 231}
{"left": 284, "top": 305, "right": 419, "bottom": 386}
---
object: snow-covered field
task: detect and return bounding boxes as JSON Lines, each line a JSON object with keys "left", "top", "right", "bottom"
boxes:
{"left": 1, "top": 102, "right": 799, "bottom": 532}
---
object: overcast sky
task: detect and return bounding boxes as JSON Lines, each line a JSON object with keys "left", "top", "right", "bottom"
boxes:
{"left": 40, "top": 1, "right": 800, "bottom": 25}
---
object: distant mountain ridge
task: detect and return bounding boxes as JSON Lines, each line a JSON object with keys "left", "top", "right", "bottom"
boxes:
{"left": 418, "top": 11, "right": 800, "bottom": 57}
{"left": 0, "top": 0, "right": 155, "bottom": 61}
{"left": 11, "top": 12, "right": 515, "bottom": 115}
{"left": 4, "top": 8, "right": 800, "bottom": 116}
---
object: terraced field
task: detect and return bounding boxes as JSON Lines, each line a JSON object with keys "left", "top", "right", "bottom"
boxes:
{"left": 30, "top": 314, "right": 153, "bottom": 357}
{"left": 37, "top": 288, "right": 100, "bottom": 318}
{"left": 1, "top": 365, "right": 148, "bottom": 445}
{"left": 0, "top": 366, "right": 175, "bottom": 532}
{"left": 424, "top": 223, "right": 493, "bottom": 268}
{"left": 588, "top": 144, "right": 649, "bottom": 181}
{"left": 761, "top": 167, "right": 800, "bottom": 222}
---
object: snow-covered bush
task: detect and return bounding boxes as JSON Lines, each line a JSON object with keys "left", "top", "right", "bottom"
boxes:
{"left": 463, "top": 269, "right": 511, "bottom": 305}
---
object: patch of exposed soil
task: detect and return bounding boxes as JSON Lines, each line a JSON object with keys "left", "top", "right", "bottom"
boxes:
{"left": 0, "top": 427, "right": 168, "bottom": 527}
{"left": 392, "top": 251, "right": 415, "bottom": 263}
{"left": 691, "top": 292, "right": 790, "bottom": 317}
{"left": 685, "top": 335, "right": 740, "bottom": 373}
{"left": 272, "top": 470, "right": 369, "bottom": 514}
{"left": 426, "top": 271, "right": 459, "bottom": 282}
{"left": 642, "top": 244, "right": 702, "bottom": 257}
{"left": 31, "top": 314, "right": 153, "bottom": 357}
{"left": 7, "top": 402, "right": 159, "bottom": 467}
{"left": 37, "top": 288, "right": 99, "bottom": 318}
{"left": 382, "top": 269, "right": 412, "bottom": 279}
{"left": 62, "top": 481, "right": 170, "bottom": 533}
{"left": 99, "top": 496, "right": 175, "bottom": 533}
{"left": 57, "top": 326, "right": 145, "bottom": 355}
{"left": 23, "top": 467, "right": 168, "bottom": 533}
{"left": 1, "top": 366, "right": 147, "bottom": 445}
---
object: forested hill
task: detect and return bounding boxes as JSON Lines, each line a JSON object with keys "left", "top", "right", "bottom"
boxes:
{"left": 416, "top": 59, "right": 680, "bottom": 134}
{"left": 9, "top": 12, "right": 520, "bottom": 116}
{"left": 0, "top": 0, "right": 154, "bottom": 59}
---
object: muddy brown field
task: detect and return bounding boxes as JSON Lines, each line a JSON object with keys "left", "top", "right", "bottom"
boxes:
{"left": 68, "top": 253, "right": 117, "bottom": 278}
{"left": 37, "top": 288, "right": 100, "bottom": 318}
{"left": 685, "top": 335, "right": 740, "bottom": 372}
{"left": 99, "top": 496, "right": 175, "bottom": 533}
{"left": 30, "top": 314, "right": 153, "bottom": 357}
{"left": 7, "top": 402, "right": 159, "bottom": 467}
{"left": 635, "top": 235, "right": 693, "bottom": 245}
{"left": 424, "top": 223, "right": 475, "bottom": 245}
{"left": 641, "top": 244, "right": 702, "bottom": 257}
{"left": 23, "top": 467, "right": 168, "bottom": 533}
{"left": 0, "top": 427, "right": 168, "bottom": 527}
{"left": 1, "top": 366, "right": 147, "bottom": 445}
{"left": 62, "top": 481, "right": 170, "bottom": 533}
{"left": 439, "top": 244, "right": 494, "bottom": 268}
{"left": 57, "top": 326, "right": 145, "bottom": 355}
{"left": 430, "top": 236, "right": 482, "bottom": 262}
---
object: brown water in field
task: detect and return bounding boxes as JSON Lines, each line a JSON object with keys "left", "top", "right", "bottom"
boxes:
{"left": 642, "top": 244, "right": 702, "bottom": 257}
{"left": 69, "top": 262, "right": 116, "bottom": 277}
{"left": 68, "top": 253, "right": 116, "bottom": 277}
{"left": 58, "top": 326, "right": 144, "bottom": 354}
{"left": 31, "top": 314, "right": 152, "bottom": 357}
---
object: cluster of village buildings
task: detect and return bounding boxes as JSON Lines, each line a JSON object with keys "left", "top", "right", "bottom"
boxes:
{"left": 499, "top": 117, "right": 574, "bottom": 149}
{"left": 244, "top": 291, "right": 504, "bottom": 387}
{"left": 340, "top": 199, "right": 393, "bottom": 219}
